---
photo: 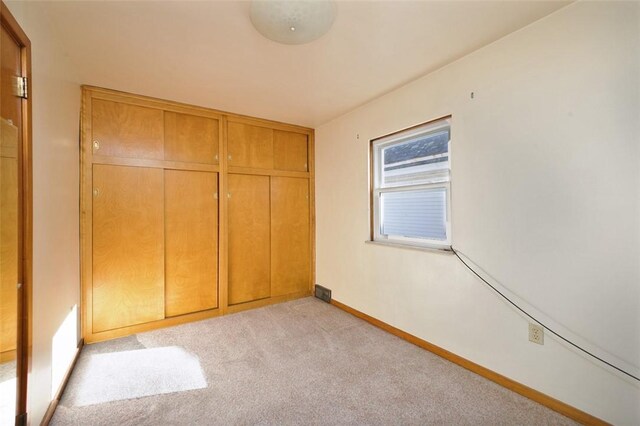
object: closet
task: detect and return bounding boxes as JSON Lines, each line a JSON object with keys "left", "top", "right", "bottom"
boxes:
{"left": 81, "top": 87, "right": 314, "bottom": 343}
{"left": 226, "top": 121, "right": 311, "bottom": 307}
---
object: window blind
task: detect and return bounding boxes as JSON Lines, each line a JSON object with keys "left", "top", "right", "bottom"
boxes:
{"left": 380, "top": 187, "right": 447, "bottom": 241}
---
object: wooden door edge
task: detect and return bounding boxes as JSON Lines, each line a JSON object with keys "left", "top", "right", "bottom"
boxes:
{"left": 1, "top": 2, "right": 33, "bottom": 423}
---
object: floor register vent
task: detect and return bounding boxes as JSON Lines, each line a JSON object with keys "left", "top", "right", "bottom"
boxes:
{"left": 314, "top": 285, "right": 332, "bottom": 303}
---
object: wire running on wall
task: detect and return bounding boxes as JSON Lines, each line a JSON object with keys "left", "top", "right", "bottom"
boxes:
{"left": 450, "top": 246, "right": 640, "bottom": 383}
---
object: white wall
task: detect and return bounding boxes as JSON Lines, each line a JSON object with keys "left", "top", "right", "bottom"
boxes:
{"left": 315, "top": 2, "right": 640, "bottom": 424}
{"left": 5, "top": 2, "right": 81, "bottom": 425}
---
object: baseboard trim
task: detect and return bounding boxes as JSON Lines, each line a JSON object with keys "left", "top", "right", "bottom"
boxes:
{"left": 40, "top": 338, "right": 84, "bottom": 426}
{"left": 330, "top": 299, "right": 608, "bottom": 426}
{"left": 0, "top": 348, "right": 17, "bottom": 362}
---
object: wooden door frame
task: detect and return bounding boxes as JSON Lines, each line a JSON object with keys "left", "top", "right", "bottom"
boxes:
{"left": 1, "top": 2, "right": 33, "bottom": 424}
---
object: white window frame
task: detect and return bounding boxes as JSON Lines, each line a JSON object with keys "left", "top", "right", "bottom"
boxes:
{"left": 371, "top": 117, "right": 451, "bottom": 250}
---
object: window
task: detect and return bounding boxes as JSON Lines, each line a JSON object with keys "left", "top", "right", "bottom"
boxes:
{"left": 371, "top": 117, "right": 451, "bottom": 249}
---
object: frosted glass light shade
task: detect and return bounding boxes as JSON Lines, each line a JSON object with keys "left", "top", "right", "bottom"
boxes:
{"left": 250, "top": 1, "right": 337, "bottom": 45}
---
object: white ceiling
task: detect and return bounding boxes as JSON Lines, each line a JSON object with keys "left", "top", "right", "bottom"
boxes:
{"left": 36, "top": 0, "right": 570, "bottom": 127}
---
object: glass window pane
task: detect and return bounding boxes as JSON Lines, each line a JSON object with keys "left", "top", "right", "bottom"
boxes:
{"left": 380, "top": 129, "right": 449, "bottom": 187}
{"left": 381, "top": 187, "right": 447, "bottom": 241}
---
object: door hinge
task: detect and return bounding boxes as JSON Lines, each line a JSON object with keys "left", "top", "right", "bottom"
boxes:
{"left": 14, "top": 76, "right": 28, "bottom": 99}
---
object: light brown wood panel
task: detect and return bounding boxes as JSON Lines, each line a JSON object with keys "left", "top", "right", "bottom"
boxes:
{"left": 1, "top": 27, "right": 22, "bottom": 130}
{"left": 227, "top": 166, "right": 308, "bottom": 179}
{"left": 228, "top": 174, "right": 270, "bottom": 304}
{"left": 92, "top": 165, "right": 165, "bottom": 332}
{"left": 92, "top": 155, "right": 220, "bottom": 173}
{"left": 227, "top": 121, "right": 273, "bottom": 169}
{"left": 86, "top": 309, "right": 221, "bottom": 344}
{"left": 0, "top": 115, "right": 17, "bottom": 157}
{"left": 0, "top": 155, "right": 18, "bottom": 356}
{"left": 165, "top": 170, "right": 218, "bottom": 316}
{"left": 164, "top": 112, "right": 219, "bottom": 164}
{"left": 225, "top": 290, "right": 311, "bottom": 315}
{"left": 87, "top": 86, "right": 311, "bottom": 135}
{"left": 270, "top": 177, "right": 310, "bottom": 297}
{"left": 273, "top": 130, "right": 308, "bottom": 172}
{"left": 0, "top": 350, "right": 16, "bottom": 363}
{"left": 80, "top": 89, "right": 94, "bottom": 351}
{"left": 92, "top": 99, "right": 164, "bottom": 160}
{"left": 308, "top": 132, "right": 316, "bottom": 293}
{"left": 218, "top": 116, "right": 228, "bottom": 314}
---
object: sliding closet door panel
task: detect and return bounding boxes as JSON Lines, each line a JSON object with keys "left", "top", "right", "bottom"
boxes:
{"left": 271, "top": 177, "right": 310, "bottom": 297}
{"left": 164, "top": 112, "right": 219, "bottom": 164}
{"left": 227, "top": 122, "right": 273, "bottom": 169}
{"left": 228, "top": 174, "right": 270, "bottom": 304}
{"left": 92, "top": 99, "right": 164, "bottom": 160}
{"left": 165, "top": 170, "right": 218, "bottom": 316}
{"left": 92, "top": 165, "right": 165, "bottom": 332}
{"left": 273, "top": 130, "right": 308, "bottom": 172}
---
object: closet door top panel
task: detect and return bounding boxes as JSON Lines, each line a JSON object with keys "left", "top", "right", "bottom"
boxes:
{"left": 273, "top": 130, "right": 308, "bottom": 172}
{"left": 164, "top": 112, "right": 219, "bottom": 164}
{"left": 92, "top": 99, "right": 164, "bottom": 160}
{"left": 227, "top": 122, "right": 273, "bottom": 169}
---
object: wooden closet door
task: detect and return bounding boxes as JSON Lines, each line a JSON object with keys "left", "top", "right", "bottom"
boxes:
{"left": 92, "top": 165, "right": 165, "bottom": 332}
{"left": 227, "top": 122, "right": 273, "bottom": 169}
{"left": 165, "top": 170, "right": 218, "bottom": 316}
{"left": 164, "top": 112, "right": 219, "bottom": 164}
{"left": 271, "top": 177, "right": 310, "bottom": 296}
{"left": 228, "top": 174, "right": 270, "bottom": 304}
{"left": 92, "top": 99, "right": 164, "bottom": 160}
{"left": 273, "top": 130, "right": 308, "bottom": 172}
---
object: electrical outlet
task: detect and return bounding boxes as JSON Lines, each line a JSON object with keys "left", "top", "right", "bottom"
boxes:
{"left": 529, "top": 323, "right": 544, "bottom": 345}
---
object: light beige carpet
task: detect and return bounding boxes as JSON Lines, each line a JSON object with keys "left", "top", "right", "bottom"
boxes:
{"left": 52, "top": 297, "right": 576, "bottom": 425}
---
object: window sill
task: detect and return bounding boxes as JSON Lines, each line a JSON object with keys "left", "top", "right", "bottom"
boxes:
{"left": 364, "top": 240, "right": 453, "bottom": 255}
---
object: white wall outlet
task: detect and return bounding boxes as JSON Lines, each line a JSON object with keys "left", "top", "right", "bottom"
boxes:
{"left": 529, "top": 323, "right": 544, "bottom": 345}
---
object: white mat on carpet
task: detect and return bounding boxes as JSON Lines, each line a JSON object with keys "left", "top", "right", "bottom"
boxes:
{"left": 0, "top": 376, "right": 16, "bottom": 426}
{"left": 73, "top": 346, "right": 207, "bottom": 407}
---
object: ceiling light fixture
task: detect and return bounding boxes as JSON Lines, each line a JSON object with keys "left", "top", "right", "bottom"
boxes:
{"left": 250, "top": 1, "right": 337, "bottom": 45}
